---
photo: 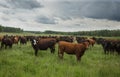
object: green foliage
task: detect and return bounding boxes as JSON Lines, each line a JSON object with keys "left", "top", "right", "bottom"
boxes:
{"left": 0, "top": 25, "right": 23, "bottom": 33}
{"left": 0, "top": 24, "right": 120, "bottom": 36}
{"left": 42, "top": 30, "right": 120, "bottom": 37}
{"left": 0, "top": 41, "right": 120, "bottom": 77}
{"left": 0, "top": 25, "right": 3, "bottom": 32}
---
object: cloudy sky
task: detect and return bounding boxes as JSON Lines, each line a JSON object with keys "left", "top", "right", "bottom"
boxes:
{"left": 0, "top": 0, "right": 120, "bottom": 32}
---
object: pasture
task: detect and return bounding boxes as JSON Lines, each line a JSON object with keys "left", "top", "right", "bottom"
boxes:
{"left": 0, "top": 35, "right": 120, "bottom": 77}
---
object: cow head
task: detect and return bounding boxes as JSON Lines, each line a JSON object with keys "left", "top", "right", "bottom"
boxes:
{"left": 82, "top": 42, "right": 89, "bottom": 49}
{"left": 31, "top": 39, "right": 37, "bottom": 46}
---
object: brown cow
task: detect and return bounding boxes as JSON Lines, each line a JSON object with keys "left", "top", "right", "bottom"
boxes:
{"left": 87, "top": 38, "right": 95, "bottom": 47}
{"left": 13, "top": 36, "right": 19, "bottom": 44}
{"left": 31, "top": 38, "right": 57, "bottom": 56}
{"left": 0, "top": 36, "right": 3, "bottom": 42}
{"left": 58, "top": 41, "right": 88, "bottom": 61}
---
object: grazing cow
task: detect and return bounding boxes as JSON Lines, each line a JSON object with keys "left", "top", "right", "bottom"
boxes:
{"left": 1, "top": 36, "right": 13, "bottom": 49}
{"left": 19, "top": 36, "right": 27, "bottom": 44}
{"left": 58, "top": 41, "right": 88, "bottom": 61}
{"left": 31, "top": 38, "right": 57, "bottom": 56}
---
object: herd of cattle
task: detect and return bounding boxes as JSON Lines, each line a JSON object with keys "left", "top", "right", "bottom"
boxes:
{"left": 0, "top": 35, "right": 120, "bottom": 61}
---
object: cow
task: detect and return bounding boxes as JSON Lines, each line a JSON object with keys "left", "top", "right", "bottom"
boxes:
{"left": 97, "top": 38, "right": 120, "bottom": 55}
{"left": 76, "top": 37, "right": 95, "bottom": 48}
{"left": 57, "top": 36, "right": 74, "bottom": 43}
{"left": 1, "top": 35, "right": 13, "bottom": 49}
{"left": 31, "top": 38, "right": 57, "bottom": 56}
{"left": 13, "top": 36, "right": 19, "bottom": 44}
{"left": 95, "top": 38, "right": 104, "bottom": 45}
{"left": 0, "top": 36, "right": 3, "bottom": 42}
{"left": 76, "top": 37, "right": 88, "bottom": 43}
{"left": 115, "top": 41, "right": 120, "bottom": 54}
{"left": 19, "top": 36, "right": 27, "bottom": 44}
{"left": 58, "top": 41, "right": 88, "bottom": 61}
{"left": 86, "top": 38, "right": 96, "bottom": 47}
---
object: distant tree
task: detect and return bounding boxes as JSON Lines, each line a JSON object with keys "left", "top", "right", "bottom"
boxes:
{"left": 0, "top": 25, "right": 2, "bottom": 32}
{"left": 0, "top": 25, "right": 23, "bottom": 33}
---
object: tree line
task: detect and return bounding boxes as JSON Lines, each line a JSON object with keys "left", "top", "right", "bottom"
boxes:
{"left": 0, "top": 25, "right": 120, "bottom": 36}
{"left": 26, "top": 30, "right": 120, "bottom": 37}
{"left": 0, "top": 25, "right": 23, "bottom": 33}
{"left": 43, "top": 30, "right": 120, "bottom": 37}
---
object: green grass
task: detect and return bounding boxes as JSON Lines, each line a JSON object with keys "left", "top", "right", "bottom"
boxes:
{"left": 0, "top": 42, "right": 120, "bottom": 77}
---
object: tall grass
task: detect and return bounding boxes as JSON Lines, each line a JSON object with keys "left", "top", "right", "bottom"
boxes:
{"left": 0, "top": 42, "right": 120, "bottom": 77}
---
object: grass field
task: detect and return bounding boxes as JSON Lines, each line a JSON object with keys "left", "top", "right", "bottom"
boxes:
{"left": 0, "top": 37, "right": 120, "bottom": 77}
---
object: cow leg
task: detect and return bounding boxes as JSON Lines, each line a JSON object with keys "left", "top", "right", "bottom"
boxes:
{"left": 60, "top": 52, "right": 64, "bottom": 59}
{"left": 116, "top": 49, "right": 120, "bottom": 55}
{"left": 50, "top": 46, "right": 55, "bottom": 54}
{"left": 5, "top": 45, "right": 7, "bottom": 49}
{"left": 25, "top": 42, "right": 27, "bottom": 44}
{"left": 35, "top": 49, "right": 38, "bottom": 56}
{"left": 51, "top": 48, "right": 55, "bottom": 53}
{"left": 58, "top": 50, "right": 64, "bottom": 59}
{"left": 109, "top": 50, "right": 113, "bottom": 55}
{"left": 76, "top": 54, "right": 81, "bottom": 61}
{"left": 118, "top": 51, "right": 120, "bottom": 55}
{"left": 9, "top": 44, "right": 12, "bottom": 48}
{"left": 104, "top": 49, "right": 107, "bottom": 54}
{"left": 5, "top": 43, "right": 8, "bottom": 49}
{"left": 50, "top": 48, "right": 52, "bottom": 53}
{"left": 52, "top": 46, "right": 55, "bottom": 53}
{"left": 1, "top": 43, "right": 4, "bottom": 49}
{"left": 58, "top": 46, "right": 60, "bottom": 57}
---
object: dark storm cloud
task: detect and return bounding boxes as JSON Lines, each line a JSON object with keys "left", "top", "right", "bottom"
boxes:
{"left": 36, "top": 16, "right": 57, "bottom": 24}
{"left": 0, "top": 0, "right": 43, "bottom": 9}
{"left": 55, "top": 0, "right": 120, "bottom": 21}
{"left": 80, "top": 1, "right": 120, "bottom": 21}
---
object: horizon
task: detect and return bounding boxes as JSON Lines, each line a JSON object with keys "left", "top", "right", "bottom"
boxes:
{"left": 1, "top": 24, "right": 120, "bottom": 32}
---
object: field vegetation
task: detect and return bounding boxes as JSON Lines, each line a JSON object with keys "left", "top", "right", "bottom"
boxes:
{"left": 0, "top": 34, "right": 120, "bottom": 77}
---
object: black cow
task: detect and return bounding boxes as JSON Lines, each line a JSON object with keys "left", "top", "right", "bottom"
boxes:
{"left": 1, "top": 36, "right": 13, "bottom": 49}
{"left": 76, "top": 37, "right": 88, "bottom": 43}
{"left": 31, "top": 38, "right": 56, "bottom": 56}
{"left": 19, "top": 36, "right": 27, "bottom": 44}
{"left": 98, "top": 38, "right": 120, "bottom": 55}
{"left": 57, "top": 36, "right": 74, "bottom": 42}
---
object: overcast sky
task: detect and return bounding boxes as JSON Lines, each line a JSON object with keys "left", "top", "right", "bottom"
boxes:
{"left": 0, "top": 0, "right": 120, "bottom": 32}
